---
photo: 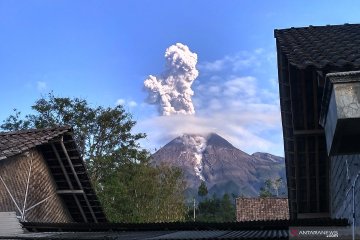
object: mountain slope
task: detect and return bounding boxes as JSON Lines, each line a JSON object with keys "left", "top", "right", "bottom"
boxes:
{"left": 151, "top": 133, "right": 286, "bottom": 198}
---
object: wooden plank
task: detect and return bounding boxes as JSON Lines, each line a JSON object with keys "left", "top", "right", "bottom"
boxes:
{"left": 313, "top": 71, "right": 319, "bottom": 127}
{"left": 301, "top": 70, "right": 308, "bottom": 130}
{"left": 293, "top": 129, "right": 324, "bottom": 135}
{"left": 289, "top": 65, "right": 299, "bottom": 218}
{"left": 60, "top": 139, "right": 98, "bottom": 223}
{"left": 305, "top": 139, "right": 311, "bottom": 212}
{"left": 51, "top": 143, "right": 88, "bottom": 223}
{"left": 300, "top": 71, "right": 311, "bottom": 212}
{"left": 57, "top": 190, "right": 84, "bottom": 194}
{"left": 313, "top": 71, "right": 321, "bottom": 212}
{"left": 315, "top": 137, "right": 320, "bottom": 212}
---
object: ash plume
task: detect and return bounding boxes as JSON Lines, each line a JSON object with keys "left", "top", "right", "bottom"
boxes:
{"left": 144, "top": 43, "right": 199, "bottom": 116}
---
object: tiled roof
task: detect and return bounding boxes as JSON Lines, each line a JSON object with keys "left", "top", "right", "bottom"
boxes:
{"left": 0, "top": 126, "right": 71, "bottom": 160}
{"left": 236, "top": 198, "right": 289, "bottom": 221}
{"left": 274, "top": 24, "right": 360, "bottom": 69}
{"left": 0, "top": 126, "right": 107, "bottom": 223}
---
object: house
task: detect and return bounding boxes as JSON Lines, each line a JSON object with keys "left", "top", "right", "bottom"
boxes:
{"left": 0, "top": 128, "right": 348, "bottom": 239}
{"left": 0, "top": 126, "right": 106, "bottom": 223}
{"left": 2, "top": 23, "right": 358, "bottom": 239}
{"left": 274, "top": 23, "right": 360, "bottom": 224}
{"left": 236, "top": 197, "right": 289, "bottom": 221}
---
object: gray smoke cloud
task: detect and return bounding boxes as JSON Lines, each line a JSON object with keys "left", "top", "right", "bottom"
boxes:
{"left": 144, "top": 43, "right": 199, "bottom": 116}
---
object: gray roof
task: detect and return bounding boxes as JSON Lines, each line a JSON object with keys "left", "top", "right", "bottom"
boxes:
{"left": 274, "top": 24, "right": 360, "bottom": 69}
{"left": 0, "top": 126, "right": 107, "bottom": 223}
{"left": 15, "top": 219, "right": 347, "bottom": 239}
{"left": 0, "top": 230, "right": 290, "bottom": 239}
{"left": 0, "top": 126, "right": 70, "bottom": 160}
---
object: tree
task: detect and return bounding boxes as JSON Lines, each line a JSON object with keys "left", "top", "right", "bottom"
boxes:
{"left": 100, "top": 163, "right": 187, "bottom": 222}
{"left": 198, "top": 181, "right": 208, "bottom": 197}
{"left": 272, "top": 178, "right": 283, "bottom": 197}
{"left": 259, "top": 179, "right": 274, "bottom": 197}
{"left": 259, "top": 178, "right": 283, "bottom": 197}
{"left": 195, "top": 193, "right": 236, "bottom": 222}
{"left": 1, "top": 93, "right": 187, "bottom": 222}
{"left": 1, "top": 92, "right": 148, "bottom": 184}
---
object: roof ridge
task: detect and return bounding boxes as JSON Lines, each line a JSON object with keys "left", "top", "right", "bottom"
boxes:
{"left": 274, "top": 23, "right": 360, "bottom": 33}
{"left": 0, "top": 125, "right": 71, "bottom": 136}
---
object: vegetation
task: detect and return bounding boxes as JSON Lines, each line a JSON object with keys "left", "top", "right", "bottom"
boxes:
{"left": 259, "top": 177, "right": 283, "bottom": 197}
{"left": 197, "top": 181, "right": 208, "bottom": 197}
{"left": 1, "top": 93, "right": 187, "bottom": 222}
{"left": 188, "top": 181, "right": 236, "bottom": 222}
{"left": 195, "top": 193, "right": 236, "bottom": 222}
{"left": 101, "top": 163, "right": 187, "bottom": 222}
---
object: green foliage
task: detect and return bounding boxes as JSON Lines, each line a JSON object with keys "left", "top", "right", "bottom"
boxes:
{"left": 259, "top": 177, "right": 283, "bottom": 197}
{"left": 1, "top": 93, "right": 187, "bottom": 222}
{"left": 259, "top": 187, "right": 273, "bottom": 198}
{"left": 197, "top": 181, "right": 208, "bottom": 197}
{"left": 100, "top": 163, "right": 187, "bottom": 222}
{"left": 1, "top": 92, "right": 148, "bottom": 183}
{"left": 191, "top": 193, "right": 236, "bottom": 222}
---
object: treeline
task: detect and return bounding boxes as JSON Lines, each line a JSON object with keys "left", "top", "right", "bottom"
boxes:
{"left": 99, "top": 163, "right": 187, "bottom": 222}
{"left": 1, "top": 93, "right": 187, "bottom": 222}
{"left": 187, "top": 181, "right": 236, "bottom": 222}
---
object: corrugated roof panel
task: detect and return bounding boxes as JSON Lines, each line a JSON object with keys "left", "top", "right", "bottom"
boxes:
{"left": 218, "top": 229, "right": 307, "bottom": 240}
{"left": 148, "top": 230, "right": 229, "bottom": 239}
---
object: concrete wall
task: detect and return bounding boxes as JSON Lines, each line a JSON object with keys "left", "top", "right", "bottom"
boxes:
{"left": 330, "top": 154, "right": 360, "bottom": 225}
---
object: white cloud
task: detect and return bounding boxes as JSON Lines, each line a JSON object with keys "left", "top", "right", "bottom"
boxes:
{"left": 128, "top": 101, "right": 137, "bottom": 107}
{"left": 208, "top": 85, "right": 221, "bottom": 95}
{"left": 254, "top": 48, "right": 264, "bottom": 54}
{"left": 137, "top": 74, "right": 283, "bottom": 156}
{"left": 224, "top": 76, "right": 257, "bottom": 97}
{"left": 138, "top": 47, "right": 283, "bottom": 156}
{"left": 116, "top": 99, "right": 126, "bottom": 106}
{"left": 116, "top": 99, "right": 137, "bottom": 108}
{"left": 199, "top": 59, "right": 226, "bottom": 72}
{"left": 138, "top": 108, "right": 282, "bottom": 156}
{"left": 36, "top": 81, "right": 47, "bottom": 92}
{"left": 198, "top": 49, "right": 264, "bottom": 73}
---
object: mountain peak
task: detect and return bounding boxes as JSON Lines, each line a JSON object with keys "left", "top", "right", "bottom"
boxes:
{"left": 252, "top": 152, "right": 285, "bottom": 163}
{"left": 176, "top": 132, "right": 235, "bottom": 149}
{"left": 151, "top": 132, "right": 287, "bottom": 198}
{"left": 206, "top": 133, "right": 235, "bottom": 148}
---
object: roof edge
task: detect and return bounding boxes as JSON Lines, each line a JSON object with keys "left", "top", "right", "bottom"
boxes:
{"left": 0, "top": 125, "right": 72, "bottom": 135}
{"left": 274, "top": 23, "right": 360, "bottom": 37}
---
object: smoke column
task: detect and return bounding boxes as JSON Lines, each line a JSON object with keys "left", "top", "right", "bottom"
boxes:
{"left": 144, "top": 43, "right": 199, "bottom": 116}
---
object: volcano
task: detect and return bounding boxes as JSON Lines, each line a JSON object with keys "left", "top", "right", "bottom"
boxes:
{"left": 150, "top": 133, "right": 286, "bottom": 198}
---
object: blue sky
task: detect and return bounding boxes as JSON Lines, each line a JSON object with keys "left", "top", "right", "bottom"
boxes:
{"left": 1, "top": 0, "right": 360, "bottom": 156}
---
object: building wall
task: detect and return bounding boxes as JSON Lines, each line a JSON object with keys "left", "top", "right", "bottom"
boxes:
{"left": 236, "top": 197, "right": 289, "bottom": 221}
{"left": 0, "top": 149, "right": 73, "bottom": 222}
{"left": 330, "top": 154, "right": 360, "bottom": 225}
